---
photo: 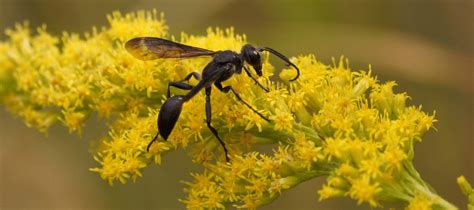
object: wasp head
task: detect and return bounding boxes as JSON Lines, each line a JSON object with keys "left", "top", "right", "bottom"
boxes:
{"left": 241, "top": 44, "right": 263, "bottom": 76}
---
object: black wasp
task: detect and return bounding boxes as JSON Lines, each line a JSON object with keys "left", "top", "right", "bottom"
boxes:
{"left": 125, "top": 37, "right": 300, "bottom": 161}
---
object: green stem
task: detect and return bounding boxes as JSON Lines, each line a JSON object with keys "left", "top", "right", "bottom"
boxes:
{"left": 413, "top": 182, "right": 458, "bottom": 210}
{"left": 403, "top": 162, "right": 458, "bottom": 210}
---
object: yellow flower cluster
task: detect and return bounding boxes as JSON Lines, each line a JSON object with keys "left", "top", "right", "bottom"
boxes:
{"left": 180, "top": 56, "right": 453, "bottom": 209}
{"left": 0, "top": 10, "right": 461, "bottom": 209}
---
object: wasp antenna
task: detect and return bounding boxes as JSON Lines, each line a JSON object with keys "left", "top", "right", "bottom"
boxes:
{"left": 259, "top": 47, "right": 300, "bottom": 81}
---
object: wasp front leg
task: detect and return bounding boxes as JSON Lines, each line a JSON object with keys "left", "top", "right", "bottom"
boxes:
{"left": 243, "top": 66, "right": 270, "bottom": 92}
{"left": 215, "top": 83, "right": 270, "bottom": 122}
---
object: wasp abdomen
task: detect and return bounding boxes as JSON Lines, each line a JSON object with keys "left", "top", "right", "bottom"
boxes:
{"left": 158, "top": 95, "right": 185, "bottom": 140}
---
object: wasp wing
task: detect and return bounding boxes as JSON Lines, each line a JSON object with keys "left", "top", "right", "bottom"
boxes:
{"left": 125, "top": 37, "right": 217, "bottom": 60}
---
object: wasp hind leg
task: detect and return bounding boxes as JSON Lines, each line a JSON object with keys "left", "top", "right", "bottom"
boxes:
{"left": 205, "top": 87, "right": 230, "bottom": 162}
{"left": 147, "top": 132, "right": 160, "bottom": 152}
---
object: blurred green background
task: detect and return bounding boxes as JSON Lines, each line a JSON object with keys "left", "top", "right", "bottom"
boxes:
{"left": 0, "top": 0, "right": 472, "bottom": 209}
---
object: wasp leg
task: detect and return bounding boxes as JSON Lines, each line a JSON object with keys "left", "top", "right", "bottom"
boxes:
{"left": 215, "top": 83, "right": 270, "bottom": 122}
{"left": 167, "top": 72, "right": 202, "bottom": 98}
{"left": 147, "top": 95, "right": 185, "bottom": 152}
{"left": 205, "top": 87, "right": 230, "bottom": 162}
{"left": 167, "top": 82, "right": 194, "bottom": 98}
{"left": 243, "top": 66, "right": 270, "bottom": 92}
{"left": 180, "top": 72, "right": 202, "bottom": 82}
{"left": 147, "top": 132, "right": 160, "bottom": 152}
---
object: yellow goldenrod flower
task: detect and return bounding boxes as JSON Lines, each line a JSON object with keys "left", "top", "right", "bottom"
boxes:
{"left": 359, "top": 158, "right": 383, "bottom": 179}
{"left": 406, "top": 193, "right": 434, "bottom": 210}
{"left": 269, "top": 108, "right": 294, "bottom": 132}
{"left": 0, "top": 9, "right": 463, "bottom": 210}
{"left": 318, "top": 184, "right": 345, "bottom": 200}
{"left": 348, "top": 176, "right": 382, "bottom": 207}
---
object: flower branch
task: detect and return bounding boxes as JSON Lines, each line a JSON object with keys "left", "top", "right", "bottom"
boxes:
{"left": 0, "top": 10, "right": 466, "bottom": 209}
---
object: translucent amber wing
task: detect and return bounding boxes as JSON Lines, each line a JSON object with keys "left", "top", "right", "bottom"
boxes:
{"left": 125, "top": 37, "right": 216, "bottom": 60}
